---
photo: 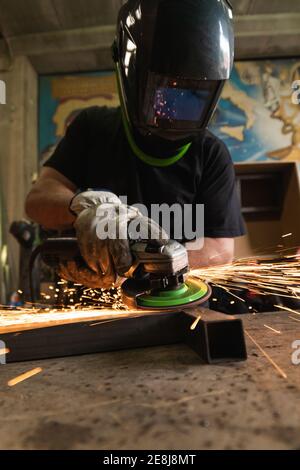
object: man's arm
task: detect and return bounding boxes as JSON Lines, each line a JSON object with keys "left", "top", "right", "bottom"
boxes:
{"left": 25, "top": 167, "right": 77, "bottom": 230}
{"left": 192, "top": 134, "right": 245, "bottom": 269}
{"left": 188, "top": 238, "right": 234, "bottom": 269}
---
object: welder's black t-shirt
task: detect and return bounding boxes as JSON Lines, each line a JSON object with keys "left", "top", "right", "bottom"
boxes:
{"left": 44, "top": 106, "right": 245, "bottom": 240}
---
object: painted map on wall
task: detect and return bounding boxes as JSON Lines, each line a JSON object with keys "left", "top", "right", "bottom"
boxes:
{"left": 39, "top": 71, "right": 118, "bottom": 162}
{"left": 39, "top": 59, "right": 300, "bottom": 164}
{"left": 209, "top": 59, "right": 300, "bottom": 163}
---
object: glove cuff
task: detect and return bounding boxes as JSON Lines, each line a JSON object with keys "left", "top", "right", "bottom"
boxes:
{"left": 69, "top": 189, "right": 83, "bottom": 217}
{"left": 70, "top": 189, "right": 122, "bottom": 215}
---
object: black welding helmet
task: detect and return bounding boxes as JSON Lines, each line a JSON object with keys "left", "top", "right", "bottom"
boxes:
{"left": 113, "top": 0, "right": 234, "bottom": 146}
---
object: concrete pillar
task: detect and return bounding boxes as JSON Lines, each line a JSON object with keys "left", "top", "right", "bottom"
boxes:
{"left": 0, "top": 57, "right": 38, "bottom": 302}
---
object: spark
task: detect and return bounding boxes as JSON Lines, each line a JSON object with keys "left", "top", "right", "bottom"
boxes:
{"left": 281, "top": 233, "right": 292, "bottom": 238}
{"left": 190, "top": 255, "right": 300, "bottom": 303}
{"left": 288, "top": 316, "right": 300, "bottom": 323}
{"left": 7, "top": 367, "right": 42, "bottom": 387}
{"left": 190, "top": 314, "right": 202, "bottom": 330}
{"left": 263, "top": 324, "right": 281, "bottom": 334}
{"left": 227, "top": 291, "right": 246, "bottom": 302}
{"left": 2, "top": 254, "right": 300, "bottom": 335}
{"left": 0, "top": 306, "right": 153, "bottom": 333}
{"left": 89, "top": 318, "right": 124, "bottom": 327}
{"left": 274, "top": 305, "right": 300, "bottom": 316}
{"left": 245, "top": 331, "right": 287, "bottom": 379}
{"left": 89, "top": 311, "right": 152, "bottom": 327}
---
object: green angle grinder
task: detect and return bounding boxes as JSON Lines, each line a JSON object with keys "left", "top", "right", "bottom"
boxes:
{"left": 30, "top": 238, "right": 211, "bottom": 310}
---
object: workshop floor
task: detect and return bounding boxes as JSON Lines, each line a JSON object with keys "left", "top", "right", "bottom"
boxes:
{"left": 0, "top": 312, "right": 300, "bottom": 450}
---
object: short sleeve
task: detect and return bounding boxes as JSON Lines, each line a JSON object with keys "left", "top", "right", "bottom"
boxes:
{"left": 44, "top": 110, "right": 88, "bottom": 188}
{"left": 198, "top": 136, "right": 246, "bottom": 238}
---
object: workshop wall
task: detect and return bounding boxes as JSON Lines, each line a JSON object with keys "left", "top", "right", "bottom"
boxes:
{"left": 0, "top": 189, "right": 9, "bottom": 303}
{"left": 0, "top": 57, "right": 38, "bottom": 300}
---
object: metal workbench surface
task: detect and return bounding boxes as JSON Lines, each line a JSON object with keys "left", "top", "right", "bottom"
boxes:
{"left": 0, "top": 311, "right": 300, "bottom": 450}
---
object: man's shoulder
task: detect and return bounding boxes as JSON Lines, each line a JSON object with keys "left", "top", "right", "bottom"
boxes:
{"left": 78, "top": 105, "right": 122, "bottom": 139}
{"left": 196, "top": 129, "right": 231, "bottom": 163}
{"left": 200, "top": 129, "right": 229, "bottom": 153}
{"left": 191, "top": 130, "right": 233, "bottom": 172}
{"left": 83, "top": 105, "right": 121, "bottom": 123}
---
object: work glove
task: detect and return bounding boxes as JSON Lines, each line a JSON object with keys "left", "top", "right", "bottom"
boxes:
{"left": 58, "top": 190, "right": 169, "bottom": 289}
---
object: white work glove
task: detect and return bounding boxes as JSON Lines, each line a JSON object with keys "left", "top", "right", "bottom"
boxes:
{"left": 58, "top": 191, "right": 169, "bottom": 289}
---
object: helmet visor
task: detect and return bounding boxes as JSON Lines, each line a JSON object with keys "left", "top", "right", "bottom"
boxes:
{"left": 143, "top": 73, "right": 221, "bottom": 130}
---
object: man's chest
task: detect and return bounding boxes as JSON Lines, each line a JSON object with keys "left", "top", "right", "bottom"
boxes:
{"left": 85, "top": 137, "right": 201, "bottom": 207}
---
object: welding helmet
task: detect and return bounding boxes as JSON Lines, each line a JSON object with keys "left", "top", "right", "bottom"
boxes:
{"left": 113, "top": 0, "right": 234, "bottom": 145}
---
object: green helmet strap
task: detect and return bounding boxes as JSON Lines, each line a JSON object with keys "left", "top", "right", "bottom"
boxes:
{"left": 115, "top": 65, "right": 192, "bottom": 168}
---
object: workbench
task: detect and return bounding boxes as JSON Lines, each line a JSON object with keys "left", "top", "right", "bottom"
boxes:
{"left": 0, "top": 311, "right": 300, "bottom": 450}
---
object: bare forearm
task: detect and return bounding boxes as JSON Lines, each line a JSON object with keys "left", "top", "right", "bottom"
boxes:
{"left": 188, "top": 238, "right": 234, "bottom": 269}
{"left": 25, "top": 179, "right": 75, "bottom": 230}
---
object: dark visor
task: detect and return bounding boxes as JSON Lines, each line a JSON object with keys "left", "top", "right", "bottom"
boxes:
{"left": 143, "top": 74, "right": 220, "bottom": 130}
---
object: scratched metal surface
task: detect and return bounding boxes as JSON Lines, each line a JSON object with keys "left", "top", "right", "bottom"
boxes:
{"left": 0, "top": 311, "right": 299, "bottom": 450}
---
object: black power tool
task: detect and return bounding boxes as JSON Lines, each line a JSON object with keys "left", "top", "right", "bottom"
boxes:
{"left": 30, "top": 237, "right": 211, "bottom": 310}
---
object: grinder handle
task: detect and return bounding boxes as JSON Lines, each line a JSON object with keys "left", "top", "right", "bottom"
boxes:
{"left": 31, "top": 237, "right": 82, "bottom": 268}
{"left": 29, "top": 237, "right": 82, "bottom": 303}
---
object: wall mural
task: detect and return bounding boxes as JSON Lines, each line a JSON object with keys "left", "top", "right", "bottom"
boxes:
{"left": 210, "top": 59, "right": 300, "bottom": 163}
{"left": 39, "top": 59, "right": 300, "bottom": 164}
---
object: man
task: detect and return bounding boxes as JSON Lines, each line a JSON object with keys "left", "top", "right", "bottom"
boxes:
{"left": 26, "top": 0, "right": 245, "bottom": 289}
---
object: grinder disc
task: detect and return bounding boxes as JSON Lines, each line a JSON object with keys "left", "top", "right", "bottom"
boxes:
{"left": 136, "top": 278, "right": 211, "bottom": 310}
